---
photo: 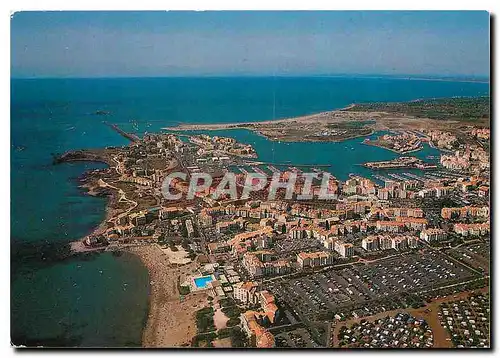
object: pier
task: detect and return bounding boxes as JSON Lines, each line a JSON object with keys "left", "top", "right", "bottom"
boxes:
{"left": 251, "top": 167, "right": 269, "bottom": 176}
{"left": 104, "top": 122, "right": 141, "bottom": 142}
{"left": 288, "top": 166, "right": 302, "bottom": 173}
{"left": 387, "top": 173, "right": 407, "bottom": 181}
{"left": 372, "top": 174, "right": 393, "bottom": 182}
{"left": 402, "top": 172, "right": 425, "bottom": 181}
{"left": 238, "top": 167, "right": 249, "bottom": 175}
{"left": 245, "top": 160, "right": 331, "bottom": 168}
{"left": 267, "top": 165, "right": 281, "bottom": 174}
{"left": 423, "top": 173, "right": 442, "bottom": 180}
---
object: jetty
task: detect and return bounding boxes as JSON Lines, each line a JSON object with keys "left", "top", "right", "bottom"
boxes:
{"left": 104, "top": 122, "right": 141, "bottom": 142}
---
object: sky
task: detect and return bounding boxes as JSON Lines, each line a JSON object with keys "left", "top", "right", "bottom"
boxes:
{"left": 10, "top": 11, "right": 490, "bottom": 78}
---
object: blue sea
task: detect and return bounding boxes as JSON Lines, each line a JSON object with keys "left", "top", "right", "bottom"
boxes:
{"left": 10, "top": 76, "right": 489, "bottom": 346}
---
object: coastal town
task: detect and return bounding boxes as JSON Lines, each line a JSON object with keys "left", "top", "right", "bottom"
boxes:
{"left": 9, "top": 8, "right": 494, "bottom": 351}
{"left": 56, "top": 100, "right": 490, "bottom": 349}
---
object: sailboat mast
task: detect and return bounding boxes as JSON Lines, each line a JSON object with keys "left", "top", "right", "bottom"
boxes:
{"left": 272, "top": 76, "right": 276, "bottom": 162}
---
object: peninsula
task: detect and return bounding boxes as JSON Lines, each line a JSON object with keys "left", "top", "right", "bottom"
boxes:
{"left": 163, "top": 97, "right": 489, "bottom": 143}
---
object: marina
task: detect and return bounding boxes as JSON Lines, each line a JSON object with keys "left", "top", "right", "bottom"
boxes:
{"left": 401, "top": 172, "right": 426, "bottom": 181}
{"left": 387, "top": 173, "right": 409, "bottom": 181}
{"left": 267, "top": 165, "right": 281, "bottom": 174}
{"left": 372, "top": 174, "right": 394, "bottom": 182}
{"left": 251, "top": 166, "right": 269, "bottom": 177}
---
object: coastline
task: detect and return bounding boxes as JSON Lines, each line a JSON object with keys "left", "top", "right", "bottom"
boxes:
{"left": 70, "top": 179, "right": 120, "bottom": 253}
{"left": 125, "top": 244, "right": 210, "bottom": 348}
{"left": 162, "top": 106, "right": 366, "bottom": 132}
{"left": 163, "top": 96, "right": 489, "bottom": 144}
{"left": 67, "top": 177, "right": 204, "bottom": 347}
{"left": 60, "top": 149, "right": 211, "bottom": 348}
{"left": 163, "top": 108, "right": 383, "bottom": 144}
{"left": 162, "top": 108, "right": 444, "bottom": 145}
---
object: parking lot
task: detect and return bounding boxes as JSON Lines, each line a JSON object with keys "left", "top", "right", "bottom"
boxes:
{"left": 447, "top": 242, "right": 490, "bottom": 274}
{"left": 274, "top": 327, "right": 322, "bottom": 348}
{"left": 265, "top": 251, "right": 478, "bottom": 322}
{"left": 274, "top": 235, "right": 324, "bottom": 255}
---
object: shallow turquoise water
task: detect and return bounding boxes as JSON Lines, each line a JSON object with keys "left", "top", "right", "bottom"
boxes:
{"left": 10, "top": 76, "right": 489, "bottom": 346}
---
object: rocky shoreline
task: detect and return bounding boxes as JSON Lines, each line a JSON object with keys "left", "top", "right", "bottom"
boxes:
{"left": 54, "top": 145, "right": 208, "bottom": 347}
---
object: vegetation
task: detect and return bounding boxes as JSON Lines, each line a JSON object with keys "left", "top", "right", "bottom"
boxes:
{"left": 179, "top": 285, "right": 190, "bottom": 295}
{"left": 180, "top": 238, "right": 189, "bottom": 248}
{"left": 196, "top": 307, "right": 216, "bottom": 333}
{"left": 191, "top": 327, "right": 248, "bottom": 348}
{"left": 327, "top": 120, "right": 376, "bottom": 129}
{"left": 176, "top": 276, "right": 191, "bottom": 296}
{"left": 233, "top": 330, "right": 249, "bottom": 347}
{"left": 219, "top": 297, "right": 236, "bottom": 308}
{"left": 347, "top": 96, "right": 490, "bottom": 122}
{"left": 226, "top": 317, "right": 241, "bottom": 327}
{"left": 221, "top": 305, "right": 242, "bottom": 318}
{"left": 191, "top": 332, "right": 217, "bottom": 347}
{"left": 217, "top": 327, "right": 248, "bottom": 348}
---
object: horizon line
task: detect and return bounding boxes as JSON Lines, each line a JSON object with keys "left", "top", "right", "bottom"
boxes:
{"left": 10, "top": 73, "right": 490, "bottom": 83}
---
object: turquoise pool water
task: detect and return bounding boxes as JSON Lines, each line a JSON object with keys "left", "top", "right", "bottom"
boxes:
{"left": 194, "top": 276, "right": 213, "bottom": 288}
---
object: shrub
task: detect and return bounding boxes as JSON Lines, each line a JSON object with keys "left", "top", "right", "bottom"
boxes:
{"left": 179, "top": 285, "right": 190, "bottom": 295}
{"left": 222, "top": 305, "right": 242, "bottom": 318}
{"left": 219, "top": 298, "right": 235, "bottom": 307}
{"left": 230, "top": 327, "right": 248, "bottom": 348}
{"left": 226, "top": 317, "right": 241, "bottom": 327}
{"left": 192, "top": 332, "right": 217, "bottom": 347}
{"left": 196, "top": 307, "right": 215, "bottom": 333}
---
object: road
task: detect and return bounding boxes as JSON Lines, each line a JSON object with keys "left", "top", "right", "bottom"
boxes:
{"left": 192, "top": 216, "right": 208, "bottom": 255}
{"left": 97, "top": 178, "right": 138, "bottom": 223}
{"left": 173, "top": 152, "right": 191, "bottom": 180}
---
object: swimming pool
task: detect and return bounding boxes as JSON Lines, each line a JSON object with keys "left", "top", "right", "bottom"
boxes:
{"left": 194, "top": 276, "right": 213, "bottom": 289}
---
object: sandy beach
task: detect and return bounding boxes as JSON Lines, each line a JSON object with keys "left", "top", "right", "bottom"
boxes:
{"left": 162, "top": 107, "right": 372, "bottom": 131}
{"left": 162, "top": 103, "right": 473, "bottom": 142}
{"left": 127, "top": 244, "right": 209, "bottom": 348}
